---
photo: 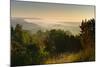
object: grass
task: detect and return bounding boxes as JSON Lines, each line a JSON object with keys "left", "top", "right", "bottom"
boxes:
{"left": 44, "top": 47, "right": 95, "bottom": 64}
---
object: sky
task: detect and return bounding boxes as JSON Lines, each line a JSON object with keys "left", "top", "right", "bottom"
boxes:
{"left": 11, "top": 0, "right": 95, "bottom": 22}
{"left": 11, "top": 0, "right": 95, "bottom": 35}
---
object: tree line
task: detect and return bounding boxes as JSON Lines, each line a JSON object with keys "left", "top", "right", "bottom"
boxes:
{"left": 11, "top": 18, "right": 95, "bottom": 66}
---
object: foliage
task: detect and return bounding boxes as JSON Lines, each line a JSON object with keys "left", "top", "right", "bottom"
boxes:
{"left": 80, "top": 18, "right": 95, "bottom": 61}
{"left": 80, "top": 19, "right": 95, "bottom": 48}
{"left": 11, "top": 18, "right": 95, "bottom": 66}
{"left": 44, "top": 29, "right": 82, "bottom": 54}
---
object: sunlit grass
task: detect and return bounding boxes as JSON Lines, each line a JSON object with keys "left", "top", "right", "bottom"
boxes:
{"left": 44, "top": 47, "right": 95, "bottom": 64}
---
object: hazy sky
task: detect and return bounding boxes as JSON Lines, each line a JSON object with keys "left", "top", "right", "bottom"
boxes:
{"left": 11, "top": 0, "right": 95, "bottom": 22}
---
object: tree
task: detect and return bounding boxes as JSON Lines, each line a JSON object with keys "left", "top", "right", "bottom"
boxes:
{"left": 22, "top": 31, "right": 31, "bottom": 45}
{"left": 80, "top": 18, "right": 95, "bottom": 61}
{"left": 44, "top": 29, "right": 69, "bottom": 54}
{"left": 14, "top": 24, "right": 23, "bottom": 43}
{"left": 80, "top": 18, "right": 95, "bottom": 49}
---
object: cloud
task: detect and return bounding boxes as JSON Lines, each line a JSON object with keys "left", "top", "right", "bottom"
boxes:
{"left": 11, "top": 17, "right": 80, "bottom": 35}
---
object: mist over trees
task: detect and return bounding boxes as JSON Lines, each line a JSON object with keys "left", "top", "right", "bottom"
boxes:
{"left": 11, "top": 18, "right": 95, "bottom": 66}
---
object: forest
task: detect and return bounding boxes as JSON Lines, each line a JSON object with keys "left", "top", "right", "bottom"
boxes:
{"left": 11, "top": 18, "right": 95, "bottom": 66}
